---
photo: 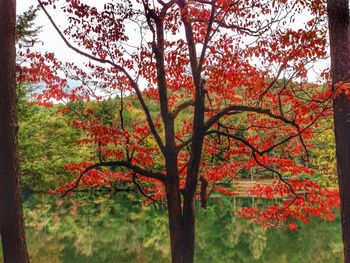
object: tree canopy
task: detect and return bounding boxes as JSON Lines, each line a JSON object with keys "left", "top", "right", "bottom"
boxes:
{"left": 18, "top": 0, "right": 341, "bottom": 262}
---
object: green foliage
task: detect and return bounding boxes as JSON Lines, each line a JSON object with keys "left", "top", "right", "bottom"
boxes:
{"left": 16, "top": 6, "right": 41, "bottom": 46}
{"left": 94, "top": 99, "right": 118, "bottom": 126}
{"left": 17, "top": 90, "right": 338, "bottom": 191}
{"left": 309, "top": 118, "right": 337, "bottom": 187}
{"left": 18, "top": 101, "right": 90, "bottom": 191}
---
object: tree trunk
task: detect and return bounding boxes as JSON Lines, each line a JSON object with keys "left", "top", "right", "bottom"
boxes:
{"left": 167, "top": 189, "right": 196, "bottom": 263}
{"left": 181, "top": 82, "right": 205, "bottom": 263}
{"left": 182, "top": 196, "right": 195, "bottom": 263}
{"left": 0, "top": 0, "right": 30, "bottom": 262}
{"left": 165, "top": 148, "right": 185, "bottom": 263}
{"left": 165, "top": 150, "right": 198, "bottom": 263}
{"left": 327, "top": 1, "right": 350, "bottom": 262}
{"left": 166, "top": 186, "right": 184, "bottom": 263}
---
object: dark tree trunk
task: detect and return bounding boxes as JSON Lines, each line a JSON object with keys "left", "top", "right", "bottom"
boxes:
{"left": 182, "top": 195, "right": 196, "bottom": 263}
{"left": 165, "top": 149, "right": 198, "bottom": 263}
{"left": 164, "top": 147, "right": 184, "bottom": 263}
{"left": 0, "top": 0, "right": 30, "bottom": 262}
{"left": 167, "top": 187, "right": 196, "bottom": 263}
{"left": 181, "top": 86, "right": 205, "bottom": 263}
{"left": 166, "top": 184, "right": 184, "bottom": 263}
{"left": 327, "top": 1, "right": 350, "bottom": 262}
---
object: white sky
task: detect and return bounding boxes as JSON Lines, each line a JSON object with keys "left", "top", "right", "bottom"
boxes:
{"left": 17, "top": 0, "right": 91, "bottom": 64}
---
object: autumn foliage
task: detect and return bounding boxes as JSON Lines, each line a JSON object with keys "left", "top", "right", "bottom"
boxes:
{"left": 19, "top": 0, "right": 341, "bottom": 261}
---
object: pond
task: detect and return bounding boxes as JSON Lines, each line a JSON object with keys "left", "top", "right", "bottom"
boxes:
{"left": 0, "top": 193, "right": 344, "bottom": 263}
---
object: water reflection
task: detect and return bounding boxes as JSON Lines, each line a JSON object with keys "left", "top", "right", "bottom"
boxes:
{"left": 1, "top": 194, "right": 344, "bottom": 262}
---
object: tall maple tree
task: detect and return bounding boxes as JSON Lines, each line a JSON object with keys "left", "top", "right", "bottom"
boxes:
{"left": 21, "top": 0, "right": 340, "bottom": 262}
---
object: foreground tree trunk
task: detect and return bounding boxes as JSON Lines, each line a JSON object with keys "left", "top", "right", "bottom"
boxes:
{"left": 182, "top": 196, "right": 196, "bottom": 263}
{"left": 165, "top": 152, "right": 198, "bottom": 263}
{"left": 166, "top": 187, "right": 184, "bottom": 263}
{"left": 327, "top": 1, "right": 350, "bottom": 262}
{"left": 0, "top": 0, "right": 30, "bottom": 262}
{"left": 167, "top": 190, "right": 196, "bottom": 263}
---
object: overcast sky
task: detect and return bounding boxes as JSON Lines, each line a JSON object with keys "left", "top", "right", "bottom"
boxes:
{"left": 17, "top": 0, "right": 96, "bottom": 64}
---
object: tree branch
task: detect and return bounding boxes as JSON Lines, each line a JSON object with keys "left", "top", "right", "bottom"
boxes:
{"left": 198, "top": 0, "right": 216, "bottom": 70}
{"left": 171, "top": 99, "right": 194, "bottom": 118}
{"left": 206, "top": 130, "right": 260, "bottom": 153}
{"left": 132, "top": 172, "right": 165, "bottom": 205}
{"left": 252, "top": 153, "right": 300, "bottom": 198}
{"left": 38, "top": 0, "right": 166, "bottom": 154}
{"left": 62, "top": 161, "right": 165, "bottom": 197}
{"left": 204, "top": 105, "right": 297, "bottom": 131}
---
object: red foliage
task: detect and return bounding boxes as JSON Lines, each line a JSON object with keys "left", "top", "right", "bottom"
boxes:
{"left": 21, "top": 0, "right": 341, "bottom": 230}
{"left": 237, "top": 179, "right": 339, "bottom": 228}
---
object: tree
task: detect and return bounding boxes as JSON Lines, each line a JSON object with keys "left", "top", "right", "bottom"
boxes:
{"left": 18, "top": 104, "right": 89, "bottom": 192}
{"left": 0, "top": 0, "right": 30, "bottom": 262}
{"left": 327, "top": 0, "right": 350, "bottom": 262}
{"left": 16, "top": 6, "right": 41, "bottom": 47}
{"left": 25, "top": 1, "right": 339, "bottom": 262}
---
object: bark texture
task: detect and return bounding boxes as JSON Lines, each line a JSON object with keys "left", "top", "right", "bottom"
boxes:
{"left": 0, "top": 0, "right": 30, "bottom": 262}
{"left": 327, "top": 1, "right": 350, "bottom": 262}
